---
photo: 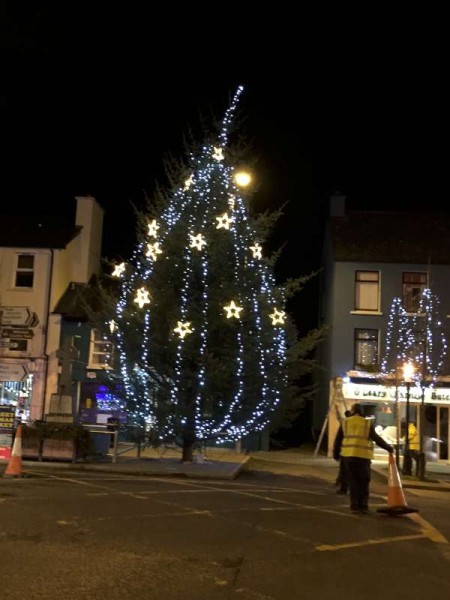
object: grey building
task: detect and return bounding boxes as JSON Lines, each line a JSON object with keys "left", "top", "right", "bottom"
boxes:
{"left": 317, "top": 194, "right": 450, "bottom": 461}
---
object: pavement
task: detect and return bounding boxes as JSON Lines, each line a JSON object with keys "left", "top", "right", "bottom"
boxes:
{"left": 2, "top": 444, "right": 450, "bottom": 490}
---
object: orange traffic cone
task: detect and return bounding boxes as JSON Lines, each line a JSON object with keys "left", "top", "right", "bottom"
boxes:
{"left": 3, "top": 424, "right": 23, "bottom": 477}
{"left": 377, "top": 453, "right": 418, "bottom": 515}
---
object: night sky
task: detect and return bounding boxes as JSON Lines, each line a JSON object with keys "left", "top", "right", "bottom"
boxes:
{"left": 1, "top": 8, "right": 444, "bottom": 333}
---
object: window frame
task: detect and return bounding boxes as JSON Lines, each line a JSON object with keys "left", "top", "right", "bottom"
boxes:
{"left": 354, "top": 270, "right": 380, "bottom": 312}
{"left": 14, "top": 253, "right": 35, "bottom": 289}
{"left": 87, "top": 328, "right": 114, "bottom": 370}
{"left": 402, "top": 272, "right": 428, "bottom": 313}
{"left": 354, "top": 328, "right": 379, "bottom": 371}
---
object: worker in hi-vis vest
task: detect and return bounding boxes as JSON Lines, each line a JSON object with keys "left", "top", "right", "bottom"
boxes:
{"left": 403, "top": 421, "right": 420, "bottom": 466}
{"left": 333, "top": 403, "right": 394, "bottom": 514}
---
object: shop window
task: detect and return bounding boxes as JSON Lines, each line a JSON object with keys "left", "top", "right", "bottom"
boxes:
{"left": 403, "top": 272, "right": 427, "bottom": 313}
{"left": 88, "top": 329, "right": 114, "bottom": 369}
{"left": 15, "top": 254, "right": 35, "bottom": 288}
{"left": 354, "top": 328, "right": 379, "bottom": 371}
{"left": 354, "top": 271, "right": 379, "bottom": 311}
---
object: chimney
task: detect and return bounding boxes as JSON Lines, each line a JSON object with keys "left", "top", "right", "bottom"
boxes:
{"left": 330, "top": 192, "right": 346, "bottom": 217}
{"left": 72, "top": 196, "right": 105, "bottom": 283}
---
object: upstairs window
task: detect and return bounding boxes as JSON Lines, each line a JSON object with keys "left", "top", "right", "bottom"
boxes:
{"left": 88, "top": 329, "right": 114, "bottom": 369}
{"left": 15, "top": 254, "right": 35, "bottom": 288}
{"left": 354, "top": 328, "right": 379, "bottom": 371}
{"left": 403, "top": 272, "right": 427, "bottom": 313}
{"left": 354, "top": 271, "right": 379, "bottom": 311}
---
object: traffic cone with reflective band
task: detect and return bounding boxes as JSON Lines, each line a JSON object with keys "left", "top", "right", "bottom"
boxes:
{"left": 4, "top": 424, "right": 23, "bottom": 477}
{"left": 377, "top": 452, "right": 418, "bottom": 515}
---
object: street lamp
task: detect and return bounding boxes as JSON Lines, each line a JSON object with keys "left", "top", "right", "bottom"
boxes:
{"left": 402, "top": 362, "right": 415, "bottom": 476}
{"left": 234, "top": 170, "right": 252, "bottom": 188}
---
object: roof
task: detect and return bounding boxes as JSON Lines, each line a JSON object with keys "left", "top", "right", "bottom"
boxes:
{"left": 330, "top": 211, "right": 450, "bottom": 264}
{"left": 53, "top": 281, "right": 100, "bottom": 321}
{"left": 0, "top": 216, "right": 81, "bottom": 249}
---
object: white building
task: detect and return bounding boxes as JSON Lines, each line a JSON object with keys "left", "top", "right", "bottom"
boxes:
{"left": 0, "top": 196, "right": 104, "bottom": 421}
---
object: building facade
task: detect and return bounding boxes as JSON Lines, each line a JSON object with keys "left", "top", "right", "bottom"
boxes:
{"left": 0, "top": 196, "right": 104, "bottom": 422}
{"left": 317, "top": 195, "right": 450, "bottom": 462}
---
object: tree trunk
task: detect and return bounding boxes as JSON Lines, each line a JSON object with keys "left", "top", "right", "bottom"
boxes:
{"left": 181, "top": 428, "right": 195, "bottom": 463}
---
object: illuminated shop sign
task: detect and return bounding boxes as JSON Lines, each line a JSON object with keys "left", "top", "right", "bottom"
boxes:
{"left": 342, "top": 383, "right": 450, "bottom": 404}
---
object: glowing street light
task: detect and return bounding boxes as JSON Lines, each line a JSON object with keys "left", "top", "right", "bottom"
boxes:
{"left": 234, "top": 170, "right": 252, "bottom": 188}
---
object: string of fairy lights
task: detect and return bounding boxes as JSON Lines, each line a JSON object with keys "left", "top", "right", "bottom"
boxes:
{"left": 110, "top": 85, "right": 289, "bottom": 442}
{"left": 381, "top": 289, "right": 448, "bottom": 387}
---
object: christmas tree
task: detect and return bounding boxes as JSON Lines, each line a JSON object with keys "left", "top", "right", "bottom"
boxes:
{"left": 107, "top": 86, "right": 314, "bottom": 461}
{"left": 381, "top": 290, "right": 448, "bottom": 385}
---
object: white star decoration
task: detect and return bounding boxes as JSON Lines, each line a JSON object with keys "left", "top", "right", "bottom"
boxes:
{"left": 147, "top": 219, "right": 160, "bottom": 238}
{"left": 184, "top": 174, "right": 194, "bottom": 191}
{"left": 146, "top": 242, "right": 163, "bottom": 261}
{"left": 112, "top": 262, "right": 125, "bottom": 277}
{"left": 212, "top": 147, "right": 224, "bottom": 161}
{"left": 215, "top": 212, "right": 232, "bottom": 230}
{"left": 174, "top": 321, "right": 193, "bottom": 339}
{"left": 189, "top": 233, "right": 207, "bottom": 250}
{"left": 134, "top": 288, "right": 150, "bottom": 309}
{"left": 224, "top": 300, "right": 243, "bottom": 319}
{"left": 250, "top": 243, "right": 262, "bottom": 259}
{"left": 269, "top": 308, "right": 286, "bottom": 326}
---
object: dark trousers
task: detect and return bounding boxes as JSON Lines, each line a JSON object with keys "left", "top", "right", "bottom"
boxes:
{"left": 336, "top": 460, "right": 348, "bottom": 492}
{"left": 342, "top": 457, "right": 371, "bottom": 510}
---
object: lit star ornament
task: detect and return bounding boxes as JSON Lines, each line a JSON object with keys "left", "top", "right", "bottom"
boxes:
{"left": 184, "top": 174, "right": 194, "bottom": 190}
{"left": 112, "top": 262, "right": 125, "bottom": 277}
{"left": 189, "top": 233, "right": 207, "bottom": 251}
{"left": 250, "top": 243, "right": 262, "bottom": 259}
{"left": 147, "top": 219, "right": 160, "bottom": 238}
{"left": 269, "top": 308, "right": 286, "bottom": 326}
{"left": 215, "top": 212, "right": 232, "bottom": 230}
{"left": 146, "top": 242, "right": 163, "bottom": 261}
{"left": 134, "top": 288, "right": 150, "bottom": 308}
{"left": 174, "top": 321, "right": 193, "bottom": 339}
{"left": 224, "top": 300, "right": 243, "bottom": 319}
{"left": 212, "top": 147, "right": 224, "bottom": 162}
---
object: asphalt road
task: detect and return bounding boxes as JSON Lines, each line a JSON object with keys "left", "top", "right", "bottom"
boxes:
{"left": 1, "top": 467, "right": 449, "bottom": 599}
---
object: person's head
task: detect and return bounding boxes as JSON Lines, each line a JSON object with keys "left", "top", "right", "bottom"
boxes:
{"left": 351, "top": 403, "right": 363, "bottom": 416}
{"left": 344, "top": 410, "right": 351, "bottom": 418}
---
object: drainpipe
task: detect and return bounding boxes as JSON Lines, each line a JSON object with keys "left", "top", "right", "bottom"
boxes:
{"left": 41, "top": 249, "right": 55, "bottom": 420}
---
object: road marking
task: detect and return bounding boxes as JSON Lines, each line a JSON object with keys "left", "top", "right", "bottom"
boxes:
{"left": 408, "top": 513, "right": 449, "bottom": 544}
{"left": 316, "top": 533, "right": 427, "bottom": 551}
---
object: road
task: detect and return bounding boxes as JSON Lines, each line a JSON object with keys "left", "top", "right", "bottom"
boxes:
{"left": 0, "top": 465, "right": 449, "bottom": 599}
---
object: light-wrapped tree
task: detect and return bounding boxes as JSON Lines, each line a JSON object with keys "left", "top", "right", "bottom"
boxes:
{"left": 103, "top": 86, "right": 322, "bottom": 461}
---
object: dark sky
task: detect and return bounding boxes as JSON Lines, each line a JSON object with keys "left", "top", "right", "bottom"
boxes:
{"left": 1, "top": 7, "right": 445, "bottom": 332}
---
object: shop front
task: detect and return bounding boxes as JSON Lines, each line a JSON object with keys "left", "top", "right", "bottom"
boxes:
{"left": 328, "top": 376, "right": 450, "bottom": 463}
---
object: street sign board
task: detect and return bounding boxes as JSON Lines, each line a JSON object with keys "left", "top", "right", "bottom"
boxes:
{"left": 0, "top": 307, "right": 39, "bottom": 327}
{"left": 0, "top": 363, "right": 29, "bottom": 381}
{"left": 1, "top": 328, "right": 34, "bottom": 339}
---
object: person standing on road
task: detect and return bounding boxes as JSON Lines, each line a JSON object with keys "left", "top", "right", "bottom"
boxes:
{"left": 335, "top": 409, "right": 351, "bottom": 494}
{"left": 333, "top": 403, "right": 394, "bottom": 514}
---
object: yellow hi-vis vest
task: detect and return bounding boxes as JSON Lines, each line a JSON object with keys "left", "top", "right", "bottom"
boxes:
{"left": 340, "top": 415, "right": 374, "bottom": 459}
{"left": 408, "top": 424, "right": 420, "bottom": 450}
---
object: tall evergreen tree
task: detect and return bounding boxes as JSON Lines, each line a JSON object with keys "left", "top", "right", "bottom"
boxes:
{"left": 381, "top": 297, "right": 409, "bottom": 377}
{"left": 381, "top": 289, "right": 448, "bottom": 385}
{"left": 408, "top": 288, "right": 448, "bottom": 384}
{"left": 104, "top": 87, "right": 320, "bottom": 460}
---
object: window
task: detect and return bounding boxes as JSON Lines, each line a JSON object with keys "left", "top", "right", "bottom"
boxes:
{"left": 88, "top": 329, "right": 114, "bottom": 369}
{"left": 403, "top": 272, "right": 427, "bottom": 313}
{"left": 354, "top": 328, "right": 379, "bottom": 371}
{"left": 354, "top": 271, "right": 379, "bottom": 311}
{"left": 15, "top": 254, "right": 35, "bottom": 288}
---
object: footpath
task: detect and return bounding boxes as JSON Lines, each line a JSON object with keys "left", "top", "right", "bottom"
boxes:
{"left": 2, "top": 444, "right": 450, "bottom": 491}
